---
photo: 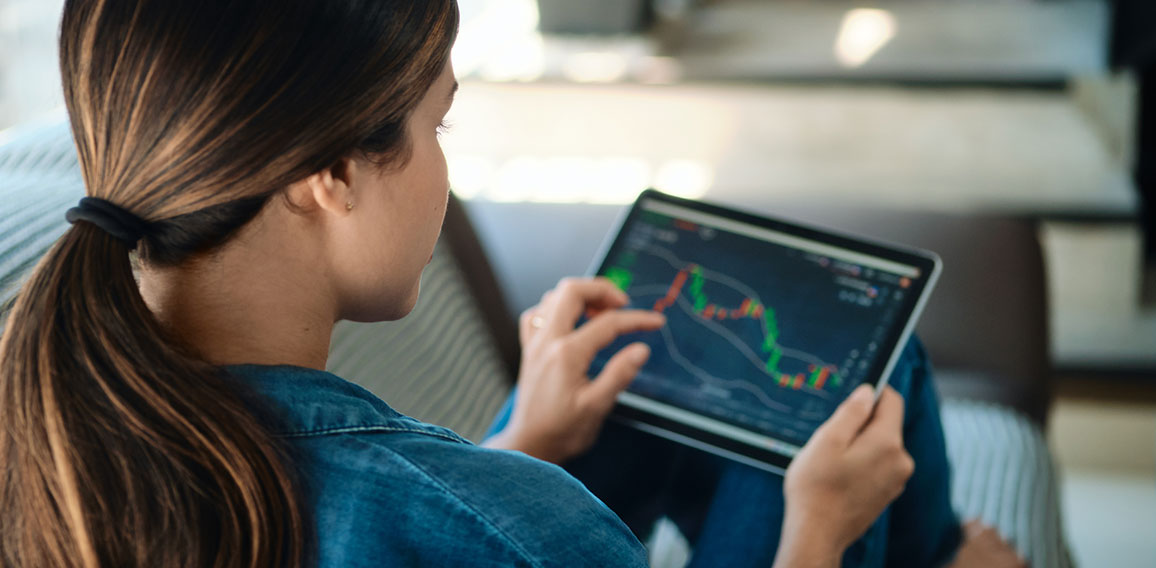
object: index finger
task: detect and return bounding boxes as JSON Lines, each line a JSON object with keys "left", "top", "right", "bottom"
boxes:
{"left": 569, "top": 309, "right": 666, "bottom": 360}
{"left": 538, "top": 278, "right": 630, "bottom": 337}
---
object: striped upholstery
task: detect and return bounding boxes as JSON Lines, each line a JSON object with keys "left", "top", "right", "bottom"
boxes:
{"left": 326, "top": 245, "right": 514, "bottom": 442}
{"left": 0, "top": 121, "right": 82, "bottom": 309}
{"left": 942, "top": 399, "right": 1073, "bottom": 568}
{"left": 1, "top": 122, "right": 1069, "bottom": 566}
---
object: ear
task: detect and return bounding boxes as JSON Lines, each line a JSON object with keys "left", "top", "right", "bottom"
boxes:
{"left": 285, "top": 157, "right": 356, "bottom": 216}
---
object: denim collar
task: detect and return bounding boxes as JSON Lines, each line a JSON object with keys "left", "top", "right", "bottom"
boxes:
{"left": 222, "top": 364, "right": 470, "bottom": 445}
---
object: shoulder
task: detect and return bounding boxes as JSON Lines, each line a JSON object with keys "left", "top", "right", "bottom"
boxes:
{"left": 291, "top": 429, "right": 647, "bottom": 567}
{"left": 221, "top": 364, "right": 646, "bottom": 566}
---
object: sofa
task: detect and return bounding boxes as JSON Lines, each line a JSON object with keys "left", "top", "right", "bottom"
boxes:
{"left": 0, "top": 121, "right": 1070, "bottom": 567}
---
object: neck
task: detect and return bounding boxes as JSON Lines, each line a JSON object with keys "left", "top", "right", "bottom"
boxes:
{"left": 138, "top": 211, "right": 337, "bottom": 371}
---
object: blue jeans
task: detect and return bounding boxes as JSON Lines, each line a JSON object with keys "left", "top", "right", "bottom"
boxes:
{"left": 487, "top": 338, "right": 962, "bottom": 567}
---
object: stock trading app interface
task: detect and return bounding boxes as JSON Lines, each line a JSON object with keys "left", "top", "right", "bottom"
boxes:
{"left": 591, "top": 202, "right": 919, "bottom": 451}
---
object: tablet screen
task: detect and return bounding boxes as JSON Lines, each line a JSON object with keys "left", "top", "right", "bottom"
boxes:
{"left": 589, "top": 193, "right": 935, "bottom": 463}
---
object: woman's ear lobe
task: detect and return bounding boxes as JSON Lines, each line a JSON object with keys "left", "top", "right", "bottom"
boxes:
{"left": 321, "top": 158, "right": 356, "bottom": 215}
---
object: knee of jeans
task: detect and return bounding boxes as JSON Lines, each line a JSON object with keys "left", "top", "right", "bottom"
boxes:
{"left": 885, "top": 336, "right": 929, "bottom": 399}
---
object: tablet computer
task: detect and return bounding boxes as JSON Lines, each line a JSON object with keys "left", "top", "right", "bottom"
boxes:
{"left": 586, "top": 190, "right": 941, "bottom": 474}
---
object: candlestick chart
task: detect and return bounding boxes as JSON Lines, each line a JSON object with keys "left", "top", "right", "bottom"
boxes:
{"left": 592, "top": 210, "right": 911, "bottom": 447}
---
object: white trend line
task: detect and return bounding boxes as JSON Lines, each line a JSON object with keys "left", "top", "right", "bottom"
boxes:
{"left": 636, "top": 243, "right": 842, "bottom": 387}
{"left": 656, "top": 325, "right": 794, "bottom": 413}
{"left": 641, "top": 244, "right": 762, "bottom": 302}
{"left": 797, "top": 409, "right": 830, "bottom": 421}
{"left": 671, "top": 294, "right": 832, "bottom": 400}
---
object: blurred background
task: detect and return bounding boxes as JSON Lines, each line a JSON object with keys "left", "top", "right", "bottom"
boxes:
{"left": 2, "top": 0, "right": 1154, "bottom": 565}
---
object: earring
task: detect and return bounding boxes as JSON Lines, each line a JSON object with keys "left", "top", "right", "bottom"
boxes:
{"left": 345, "top": 201, "right": 354, "bottom": 211}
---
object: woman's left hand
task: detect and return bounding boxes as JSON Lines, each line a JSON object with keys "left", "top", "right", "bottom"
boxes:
{"left": 484, "top": 277, "right": 665, "bottom": 464}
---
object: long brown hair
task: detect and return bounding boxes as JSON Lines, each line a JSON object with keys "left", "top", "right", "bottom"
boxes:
{"left": 0, "top": 1, "right": 458, "bottom": 566}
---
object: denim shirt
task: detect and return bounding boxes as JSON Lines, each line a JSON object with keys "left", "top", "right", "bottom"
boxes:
{"left": 224, "top": 364, "right": 647, "bottom": 567}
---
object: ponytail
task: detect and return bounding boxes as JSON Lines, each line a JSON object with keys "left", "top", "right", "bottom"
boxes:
{"left": 0, "top": 223, "right": 306, "bottom": 566}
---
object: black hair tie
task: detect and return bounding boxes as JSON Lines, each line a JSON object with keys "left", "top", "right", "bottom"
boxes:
{"left": 65, "top": 197, "right": 150, "bottom": 247}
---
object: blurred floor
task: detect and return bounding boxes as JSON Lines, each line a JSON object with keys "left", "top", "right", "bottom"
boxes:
{"left": 444, "top": 82, "right": 1133, "bottom": 215}
{"left": 1059, "top": 469, "right": 1156, "bottom": 568}
{"left": 1051, "top": 373, "right": 1156, "bottom": 568}
{"left": 668, "top": 0, "right": 1108, "bottom": 82}
{"left": 1043, "top": 223, "right": 1155, "bottom": 369}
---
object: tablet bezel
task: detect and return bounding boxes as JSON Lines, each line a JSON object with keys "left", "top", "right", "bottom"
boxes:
{"left": 587, "top": 189, "right": 942, "bottom": 474}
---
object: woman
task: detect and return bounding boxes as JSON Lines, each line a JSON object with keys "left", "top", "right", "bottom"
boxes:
{"left": 0, "top": 1, "right": 1020, "bottom": 566}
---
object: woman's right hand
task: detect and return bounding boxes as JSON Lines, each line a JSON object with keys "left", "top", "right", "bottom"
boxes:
{"left": 774, "top": 385, "right": 914, "bottom": 568}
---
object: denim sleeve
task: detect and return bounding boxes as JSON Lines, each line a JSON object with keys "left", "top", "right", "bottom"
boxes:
{"left": 298, "top": 432, "right": 649, "bottom": 567}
